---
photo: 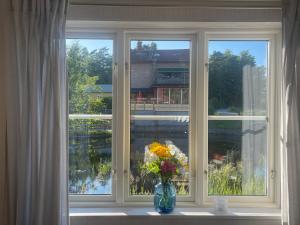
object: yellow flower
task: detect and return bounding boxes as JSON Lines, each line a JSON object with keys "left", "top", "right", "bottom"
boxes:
{"left": 149, "top": 142, "right": 171, "bottom": 158}
{"left": 149, "top": 142, "right": 160, "bottom": 151}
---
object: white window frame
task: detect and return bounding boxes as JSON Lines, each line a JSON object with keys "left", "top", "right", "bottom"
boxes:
{"left": 66, "top": 23, "right": 281, "bottom": 208}
{"left": 67, "top": 32, "right": 118, "bottom": 204}
{"left": 124, "top": 33, "right": 197, "bottom": 202}
{"left": 197, "top": 32, "right": 281, "bottom": 207}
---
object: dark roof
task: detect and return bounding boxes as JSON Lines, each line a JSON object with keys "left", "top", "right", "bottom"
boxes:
{"left": 130, "top": 49, "right": 189, "bottom": 63}
{"left": 157, "top": 68, "right": 189, "bottom": 73}
{"left": 131, "top": 88, "right": 153, "bottom": 93}
{"left": 153, "top": 68, "right": 189, "bottom": 86}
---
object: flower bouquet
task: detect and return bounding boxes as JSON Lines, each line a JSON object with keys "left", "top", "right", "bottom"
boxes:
{"left": 144, "top": 141, "right": 188, "bottom": 213}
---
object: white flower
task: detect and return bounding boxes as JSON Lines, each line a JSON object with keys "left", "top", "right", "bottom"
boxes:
{"left": 212, "top": 159, "right": 223, "bottom": 165}
{"left": 167, "top": 144, "right": 180, "bottom": 155}
{"left": 168, "top": 145, "right": 176, "bottom": 156}
{"left": 230, "top": 176, "right": 237, "bottom": 180}
{"left": 144, "top": 145, "right": 158, "bottom": 163}
{"left": 177, "top": 152, "right": 188, "bottom": 166}
{"left": 166, "top": 143, "right": 188, "bottom": 166}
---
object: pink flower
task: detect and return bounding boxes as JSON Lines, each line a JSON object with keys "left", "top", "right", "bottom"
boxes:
{"left": 161, "top": 160, "right": 176, "bottom": 174}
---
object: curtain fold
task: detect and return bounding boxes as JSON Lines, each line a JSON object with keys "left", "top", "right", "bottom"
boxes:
{"left": 282, "top": 0, "right": 300, "bottom": 225}
{"left": 0, "top": 1, "right": 69, "bottom": 225}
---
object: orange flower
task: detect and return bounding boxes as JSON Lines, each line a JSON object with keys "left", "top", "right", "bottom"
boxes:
{"left": 150, "top": 143, "right": 171, "bottom": 158}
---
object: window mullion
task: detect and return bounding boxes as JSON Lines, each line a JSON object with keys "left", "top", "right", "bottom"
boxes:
{"left": 115, "top": 30, "right": 126, "bottom": 204}
{"left": 196, "top": 30, "right": 206, "bottom": 206}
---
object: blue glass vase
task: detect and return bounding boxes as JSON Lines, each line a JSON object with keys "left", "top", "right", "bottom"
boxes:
{"left": 154, "top": 181, "right": 176, "bottom": 213}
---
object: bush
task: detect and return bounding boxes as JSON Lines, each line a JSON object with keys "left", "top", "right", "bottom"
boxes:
{"left": 208, "top": 160, "right": 265, "bottom": 196}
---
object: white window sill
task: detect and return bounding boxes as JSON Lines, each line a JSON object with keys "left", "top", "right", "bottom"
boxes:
{"left": 70, "top": 207, "right": 281, "bottom": 225}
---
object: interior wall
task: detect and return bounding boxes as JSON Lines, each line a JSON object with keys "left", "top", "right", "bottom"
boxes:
{"left": 67, "top": 4, "right": 281, "bottom": 22}
{"left": 69, "top": 0, "right": 281, "bottom": 8}
{"left": 71, "top": 215, "right": 281, "bottom": 225}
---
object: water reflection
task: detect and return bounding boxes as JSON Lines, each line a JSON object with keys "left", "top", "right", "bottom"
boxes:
{"left": 69, "top": 119, "right": 112, "bottom": 195}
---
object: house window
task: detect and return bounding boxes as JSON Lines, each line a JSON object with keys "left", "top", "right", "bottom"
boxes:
{"left": 67, "top": 30, "right": 279, "bottom": 206}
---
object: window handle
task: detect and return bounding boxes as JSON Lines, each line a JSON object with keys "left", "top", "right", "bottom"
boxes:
{"left": 270, "top": 170, "right": 276, "bottom": 179}
{"left": 205, "top": 62, "right": 209, "bottom": 71}
{"left": 113, "top": 63, "right": 118, "bottom": 72}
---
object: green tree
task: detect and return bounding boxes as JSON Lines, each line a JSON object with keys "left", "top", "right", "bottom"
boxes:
{"left": 67, "top": 41, "right": 113, "bottom": 193}
{"left": 86, "top": 48, "right": 113, "bottom": 84}
{"left": 134, "top": 41, "right": 157, "bottom": 51}
{"left": 67, "top": 42, "right": 114, "bottom": 114}
{"left": 208, "top": 50, "right": 262, "bottom": 114}
{"left": 67, "top": 42, "right": 98, "bottom": 113}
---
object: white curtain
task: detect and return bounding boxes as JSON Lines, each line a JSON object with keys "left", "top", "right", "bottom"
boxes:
{"left": 242, "top": 65, "right": 267, "bottom": 194}
{"left": 281, "top": 0, "right": 300, "bottom": 225}
{"left": 0, "top": 1, "right": 69, "bottom": 225}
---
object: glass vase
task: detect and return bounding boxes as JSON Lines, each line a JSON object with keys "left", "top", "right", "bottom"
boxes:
{"left": 154, "top": 181, "right": 176, "bottom": 213}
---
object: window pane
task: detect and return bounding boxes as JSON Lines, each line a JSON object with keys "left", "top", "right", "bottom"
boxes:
{"left": 208, "top": 120, "right": 267, "bottom": 196}
{"left": 69, "top": 119, "right": 112, "bottom": 194}
{"left": 130, "top": 40, "right": 191, "bottom": 195}
{"left": 67, "top": 39, "right": 113, "bottom": 195}
{"left": 208, "top": 40, "right": 269, "bottom": 116}
{"left": 130, "top": 119, "right": 189, "bottom": 195}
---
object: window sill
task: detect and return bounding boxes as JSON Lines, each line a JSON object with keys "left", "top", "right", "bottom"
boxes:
{"left": 70, "top": 207, "right": 281, "bottom": 225}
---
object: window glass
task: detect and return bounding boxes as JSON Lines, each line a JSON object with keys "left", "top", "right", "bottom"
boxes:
{"left": 208, "top": 120, "right": 267, "bottom": 196}
{"left": 208, "top": 40, "right": 269, "bottom": 196}
{"left": 67, "top": 39, "right": 113, "bottom": 195}
{"left": 130, "top": 40, "right": 191, "bottom": 195}
{"left": 208, "top": 41, "right": 268, "bottom": 116}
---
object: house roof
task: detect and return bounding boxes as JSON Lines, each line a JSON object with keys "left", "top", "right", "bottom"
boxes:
{"left": 85, "top": 84, "right": 112, "bottom": 93}
{"left": 130, "top": 49, "right": 189, "bottom": 63}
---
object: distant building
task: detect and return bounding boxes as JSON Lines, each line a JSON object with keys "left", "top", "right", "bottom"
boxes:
{"left": 130, "top": 48, "right": 190, "bottom": 106}
{"left": 86, "top": 84, "right": 112, "bottom": 98}
{"left": 86, "top": 48, "right": 190, "bottom": 108}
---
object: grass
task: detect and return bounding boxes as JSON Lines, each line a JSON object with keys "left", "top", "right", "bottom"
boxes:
{"left": 208, "top": 161, "right": 266, "bottom": 196}
{"left": 130, "top": 159, "right": 266, "bottom": 196}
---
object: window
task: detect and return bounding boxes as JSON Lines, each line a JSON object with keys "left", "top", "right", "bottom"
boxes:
{"left": 127, "top": 39, "right": 193, "bottom": 200}
{"left": 67, "top": 29, "right": 279, "bottom": 207}
{"left": 67, "top": 38, "right": 115, "bottom": 200}
{"left": 204, "top": 36, "right": 276, "bottom": 203}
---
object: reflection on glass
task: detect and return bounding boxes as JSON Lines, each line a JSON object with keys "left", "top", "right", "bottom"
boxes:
{"left": 67, "top": 39, "right": 113, "bottom": 194}
{"left": 208, "top": 40, "right": 268, "bottom": 116}
{"left": 208, "top": 120, "right": 267, "bottom": 196}
{"left": 207, "top": 40, "right": 269, "bottom": 196}
{"left": 130, "top": 40, "right": 191, "bottom": 195}
{"left": 69, "top": 119, "right": 112, "bottom": 194}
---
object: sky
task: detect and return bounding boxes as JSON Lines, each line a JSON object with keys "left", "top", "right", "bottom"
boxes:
{"left": 66, "top": 39, "right": 113, "bottom": 54}
{"left": 66, "top": 39, "right": 268, "bottom": 66}
{"left": 208, "top": 40, "right": 268, "bottom": 66}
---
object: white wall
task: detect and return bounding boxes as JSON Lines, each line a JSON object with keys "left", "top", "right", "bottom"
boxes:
{"left": 71, "top": 216, "right": 281, "bottom": 225}
{"left": 69, "top": 0, "right": 281, "bottom": 8}
{"left": 67, "top": 4, "right": 281, "bottom": 22}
